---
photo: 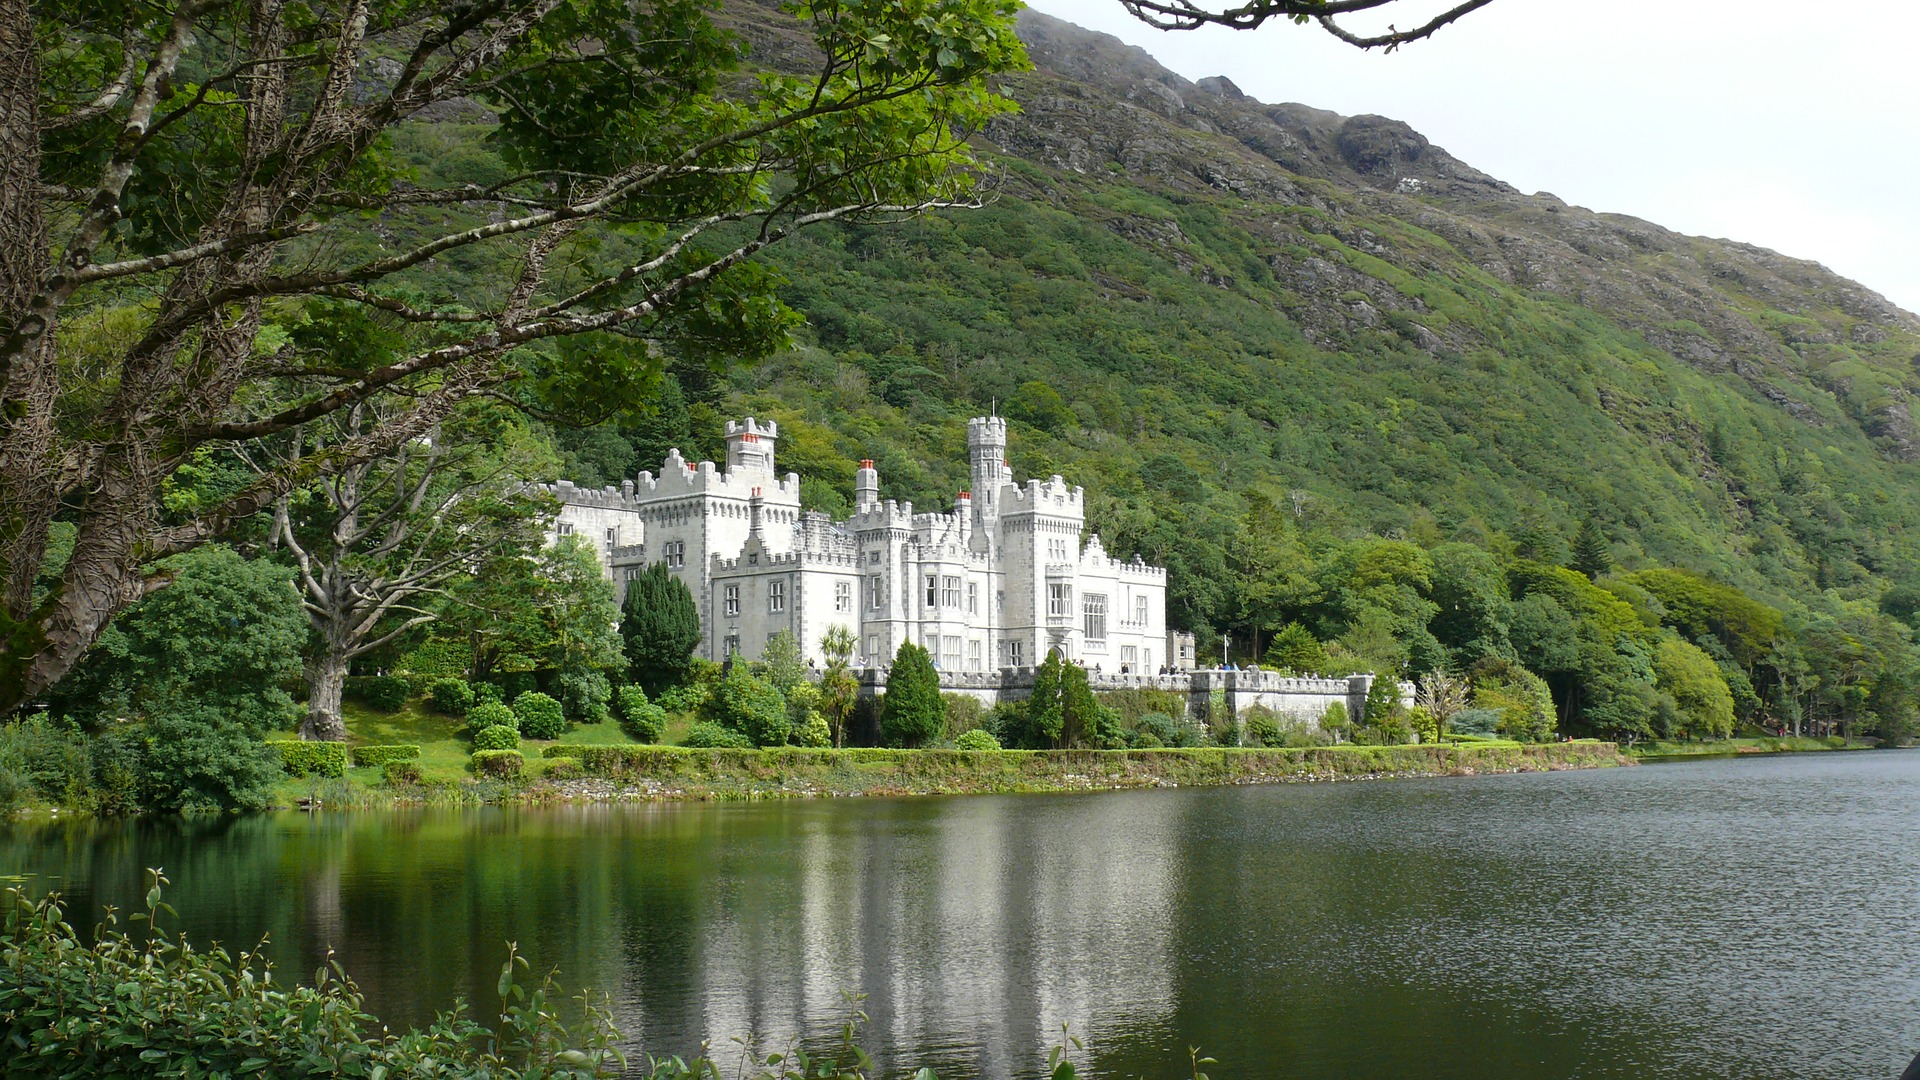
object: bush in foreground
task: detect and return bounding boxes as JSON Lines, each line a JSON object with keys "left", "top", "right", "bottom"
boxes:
{"left": 347, "top": 675, "right": 411, "bottom": 712}
{"left": 429, "top": 677, "right": 475, "bottom": 716}
{"left": 616, "top": 685, "right": 666, "bottom": 743}
{"left": 955, "top": 729, "right": 1001, "bottom": 751}
{"left": 683, "top": 722, "right": 752, "bottom": 749}
{"left": 474, "top": 725, "right": 520, "bottom": 751}
{"left": 472, "top": 749, "right": 524, "bottom": 779}
{"left": 466, "top": 700, "right": 516, "bottom": 737}
{"left": 269, "top": 740, "right": 347, "bottom": 778}
{"left": 514, "top": 691, "right": 567, "bottom": 740}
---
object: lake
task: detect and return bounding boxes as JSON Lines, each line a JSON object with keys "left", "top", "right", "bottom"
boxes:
{"left": 4, "top": 752, "right": 1918, "bottom": 1078}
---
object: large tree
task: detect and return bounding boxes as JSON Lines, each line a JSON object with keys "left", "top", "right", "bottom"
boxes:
{"left": 269, "top": 397, "right": 556, "bottom": 740}
{"left": 619, "top": 561, "right": 701, "bottom": 694}
{"left": 1119, "top": 0, "right": 1497, "bottom": 49}
{"left": 0, "top": 0, "right": 1026, "bottom": 714}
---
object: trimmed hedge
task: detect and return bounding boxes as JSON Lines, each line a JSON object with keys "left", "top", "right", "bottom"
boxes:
{"left": 269, "top": 741, "right": 347, "bottom": 778}
{"left": 473, "top": 724, "right": 519, "bottom": 751}
{"left": 382, "top": 760, "right": 423, "bottom": 785}
{"left": 345, "top": 675, "right": 411, "bottom": 712}
{"left": 465, "top": 700, "right": 515, "bottom": 737}
{"left": 472, "top": 749, "right": 523, "bottom": 779}
{"left": 955, "top": 729, "right": 1001, "bottom": 751}
{"left": 513, "top": 691, "right": 565, "bottom": 740}
{"left": 429, "top": 677, "right": 474, "bottom": 716}
{"left": 351, "top": 744, "right": 421, "bottom": 768}
{"left": 544, "top": 757, "right": 583, "bottom": 781}
{"left": 683, "top": 721, "right": 751, "bottom": 749}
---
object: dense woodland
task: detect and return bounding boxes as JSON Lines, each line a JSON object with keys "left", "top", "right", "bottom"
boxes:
{"left": 7, "top": 0, "right": 1920, "bottom": 813}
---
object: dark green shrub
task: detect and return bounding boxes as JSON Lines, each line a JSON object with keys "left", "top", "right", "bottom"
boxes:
{"left": 683, "top": 722, "right": 752, "bottom": 749}
{"left": 513, "top": 691, "right": 566, "bottom": 739}
{"left": 269, "top": 740, "right": 348, "bottom": 778}
{"left": 347, "top": 675, "right": 411, "bottom": 712}
{"left": 351, "top": 744, "right": 421, "bottom": 768}
{"left": 616, "top": 685, "right": 667, "bottom": 743}
{"left": 881, "top": 642, "right": 942, "bottom": 747}
{"left": 472, "top": 681, "right": 504, "bottom": 705}
{"left": 657, "top": 680, "right": 709, "bottom": 713}
{"left": 545, "top": 757, "right": 583, "bottom": 780}
{"left": 955, "top": 728, "right": 1001, "bottom": 751}
{"left": 472, "top": 749, "right": 523, "bottom": 778}
{"left": 429, "top": 677, "right": 474, "bottom": 716}
{"left": 709, "top": 665, "right": 788, "bottom": 746}
{"left": 1245, "top": 708, "right": 1282, "bottom": 748}
{"left": 473, "top": 724, "right": 520, "bottom": 751}
{"left": 465, "top": 700, "right": 515, "bottom": 737}
{"left": 382, "top": 760, "right": 423, "bottom": 785}
{"left": 1132, "top": 711, "right": 1199, "bottom": 748}
{"left": 553, "top": 664, "right": 612, "bottom": 725}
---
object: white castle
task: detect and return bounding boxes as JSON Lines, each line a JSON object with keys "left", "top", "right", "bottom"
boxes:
{"left": 548, "top": 416, "right": 1178, "bottom": 673}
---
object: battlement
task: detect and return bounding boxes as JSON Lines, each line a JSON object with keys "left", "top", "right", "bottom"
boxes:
{"left": 630, "top": 448, "right": 801, "bottom": 501}
{"left": 846, "top": 498, "right": 916, "bottom": 529}
{"left": 724, "top": 417, "right": 778, "bottom": 441}
{"left": 712, "top": 547, "right": 862, "bottom": 573}
{"left": 547, "top": 479, "right": 638, "bottom": 510}
{"left": 966, "top": 415, "right": 1008, "bottom": 445}
{"left": 1001, "top": 475, "right": 1085, "bottom": 515}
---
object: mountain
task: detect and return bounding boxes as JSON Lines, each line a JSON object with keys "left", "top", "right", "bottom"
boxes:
{"left": 534, "top": 7, "right": 1920, "bottom": 645}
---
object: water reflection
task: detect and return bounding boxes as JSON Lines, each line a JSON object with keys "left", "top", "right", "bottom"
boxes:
{"left": 5, "top": 754, "right": 1920, "bottom": 1078}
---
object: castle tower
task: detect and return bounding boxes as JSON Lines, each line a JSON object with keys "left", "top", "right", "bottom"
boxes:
{"left": 855, "top": 459, "right": 879, "bottom": 511}
{"left": 967, "top": 416, "right": 1012, "bottom": 525}
{"left": 724, "top": 417, "right": 778, "bottom": 476}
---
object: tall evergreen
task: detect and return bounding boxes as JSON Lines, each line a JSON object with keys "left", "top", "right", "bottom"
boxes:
{"left": 1571, "top": 518, "right": 1614, "bottom": 581}
{"left": 619, "top": 563, "right": 702, "bottom": 694}
{"left": 1023, "top": 648, "right": 1067, "bottom": 748}
{"left": 880, "top": 642, "right": 943, "bottom": 747}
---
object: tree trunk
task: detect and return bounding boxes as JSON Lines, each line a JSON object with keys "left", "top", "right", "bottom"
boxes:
{"left": 302, "top": 649, "right": 349, "bottom": 741}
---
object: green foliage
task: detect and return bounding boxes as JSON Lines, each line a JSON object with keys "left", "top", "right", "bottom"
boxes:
{"left": 0, "top": 719, "right": 140, "bottom": 815}
{"left": 1009, "top": 648, "right": 1068, "bottom": 749}
{"left": 512, "top": 692, "right": 567, "bottom": 740}
{"left": 942, "top": 693, "right": 988, "bottom": 740}
{"left": 270, "top": 740, "right": 349, "bottom": 779}
{"left": 471, "top": 750, "right": 525, "bottom": 779}
{"left": 619, "top": 562, "right": 704, "bottom": 695}
{"left": 347, "top": 676, "right": 412, "bottom": 713}
{"left": 1571, "top": 517, "right": 1613, "bottom": 581}
{"left": 429, "top": 678, "right": 475, "bottom": 716}
{"left": 761, "top": 631, "right": 807, "bottom": 694}
{"left": 881, "top": 643, "right": 944, "bottom": 747}
{"left": 553, "top": 663, "right": 613, "bottom": 727}
{"left": 350, "top": 745, "right": 421, "bottom": 768}
{"left": 1651, "top": 638, "right": 1737, "bottom": 740}
{"left": 1471, "top": 659, "right": 1557, "bottom": 744}
{"left": 683, "top": 722, "right": 754, "bottom": 749}
{"left": 955, "top": 728, "right": 1002, "bottom": 751}
{"left": 545, "top": 757, "right": 584, "bottom": 781}
{"left": 466, "top": 701, "right": 517, "bottom": 738}
{"left": 1621, "top": 568, "right": 1784, "bottom": 668}
{"left": 474, "top": 725, "right": 521, "bottom": 752}
{"left": 616, "top": 685, "right": 667, "bottom": 743}
{"left": 1319, "top": 700, "right": 1350, "bottom": 735}
{"left": 1363, "top": 672, "right": 1403, "bottom": 726}
{"left": 382, "top": 760, "right": 424, "bottom": 786}
{"left": 710, "top": 665, "right": 790, "bottom": 747}
{"left": 1266, "top": 622, "right": 1328, "bottom": 674}
{"left": 795, "top": 712, "right": 833, "bottom": 747}
{"left": 1408, "top": 706, "right": 1440, "bottom": 744}
{"left": 1244, "top": 709, "right": 1281, "bottom": 748}
{"left": 0, "top": 872, "right": 623, "bottom": 1078}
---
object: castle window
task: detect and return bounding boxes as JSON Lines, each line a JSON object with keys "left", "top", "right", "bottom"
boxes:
{"left": 997, "top": 590, "right": 1005, "bottom": 614}
{"left": 1134, "top": 596, "right": 1148, "bottom": 625}
{"left": 1083, "top": 593, "right": 1107, "bottom": 643}
{"left": 769, "top": 580, "right": 786, "bottom": 614}
{"left": 724, "top": 585, "right": 740, "bottom": 617}
{"left": 943, "top": 636, "right": 962, "bottom": 671}
{"left": 665, "top": 540, "right": 685, "bottom": 568}
{"left": 1121, "top": 646, "right": 1137, "bottom": 668}
{"left": 836, "top": 581, "right": 852, "bottom": 612}
{"left": 1047, "top": 583, "right": 1072, "bottom": 618}
{"left": 968, "top": 640, "right": 983, "bottom": 670}
{"left": 557, "top": 523, "right": 575, "bottom": 537}
{"left": 723, "top": 634, "right": 740, "bottom": 658}
{"left": 968, "top": 582, "right": 979, "bottom": 614}
{"left": 866, "top": 576, "right": 882, "bottom": 611}
{"left": 1006, "top": 640, "right": 1024, "bottom": 667}
{"left": 926, "top": 575, "right": 938, "bottom": 609}
{"left": 942, "top": 576, "right": 960, "bottom": 608}
{"left": 606, "top": 527, "right": 618, "bottom": 545}
{"left": 866, "top": 635, "right": 879, "bottom": 662}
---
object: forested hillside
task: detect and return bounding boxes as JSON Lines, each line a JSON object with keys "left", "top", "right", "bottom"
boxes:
{"left": 527, "top": 7, "right": 1920, "bottom": 740}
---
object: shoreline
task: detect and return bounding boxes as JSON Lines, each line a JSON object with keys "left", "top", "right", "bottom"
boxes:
{"left": 284, "top": 741, "right": 1632, "bottom": 810}
{"left": 1627, "top": 735, "right": 1876, "bottom": 762}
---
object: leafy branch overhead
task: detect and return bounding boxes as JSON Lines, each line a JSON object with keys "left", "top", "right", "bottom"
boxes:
{"left": 0, "top": 0, "right": 1029, "bottom": 714}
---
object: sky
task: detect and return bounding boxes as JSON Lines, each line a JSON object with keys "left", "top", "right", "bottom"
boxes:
{"left": 1025, "top": 0, "right": 1920, "bottom": 315}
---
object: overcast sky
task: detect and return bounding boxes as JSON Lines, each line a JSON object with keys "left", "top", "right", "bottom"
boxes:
{"left": 1026, "top": 0, "right": 1920, "bottom": 315}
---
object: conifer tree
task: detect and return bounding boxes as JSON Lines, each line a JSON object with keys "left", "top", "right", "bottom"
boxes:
{"left": 619, "top": 564, "right": 702, "bottom": 695}
{"left": 1058, "top": 659, "right": 1101, "bottom": 748}
{"left": 1026, "top": 648, "right": 1068, "bottom": 747}
{"left": 1571, "top": 518, "right": 1614, "bottom": 581}
{"left": 880, "top": 642, "right": 943, "bottom": 747}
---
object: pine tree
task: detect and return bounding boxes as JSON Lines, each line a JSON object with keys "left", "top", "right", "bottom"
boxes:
{"left": 619, "top": 563, "right": 702, "bottom": 695}
{"left": 1024, "top": 648, "right": 1067, "bottom": 747}
{"left": 880, "top": 642, "right": 943, "bottom": 747}
{"left": 1571, "top": 517, "right": 1613, "bottom": 581}
{"left": 1058, "top": 659, "right": 1100, "bottom": 748}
